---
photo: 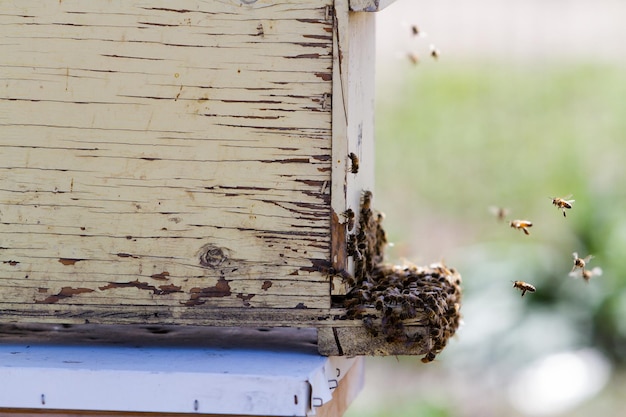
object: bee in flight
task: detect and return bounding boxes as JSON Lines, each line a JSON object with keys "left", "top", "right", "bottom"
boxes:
{"left": 489, "top": 206, "right": 509, "bottom": 222}
{"left": 429, "top": 44, "right": 440, "bottom": 60}
{"left": 550, "top": 195, "right": 574, "bottom": 217}
{"left": 510, "top": 219, "right": 533, "bottom": 235}
{"left": 569, "top": 266, "right": 602, "bottom": 283}
{"left": 572, "top": 252, "right": 593, "bottom": 273}
{"left": 513, "top": 281, "right": 536, "bottom": 297}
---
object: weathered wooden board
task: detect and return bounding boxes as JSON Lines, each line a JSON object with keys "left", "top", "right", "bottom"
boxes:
{"left": 0, "top": 0, "right": 338, "bottom": 322}
{"left": 0, "top": 0, "right": 459, "bottom": 362}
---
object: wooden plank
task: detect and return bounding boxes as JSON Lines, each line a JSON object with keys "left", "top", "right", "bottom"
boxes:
{"left": 0, "top": 1, "right": 463, "bottom": 360}
{"left": 329, "top": 0, "right": 351, "bottom": 293}
{"left": 329, "top": 1, "right": 377, "bottom": 296}
{"left": 349, "top": 0, "right": 398, "bottom": 12}
{"left": 0, "top": 1, "right": 334, "bottom": 319}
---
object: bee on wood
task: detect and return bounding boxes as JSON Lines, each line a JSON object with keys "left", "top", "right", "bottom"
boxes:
{"left": 513, "top": 281, "right": 536, "bottom": 297}
{"left": 347, "top": 234, "right": 362, "bottom": 260}
{"left": 489, "top": 206, "right": 509, "bottom": 221}
{"left": 374, "top": 295, "right": 386, "bottom": 311}
{"left": 429, "top": 44, "right": 440, "bottom": 60}
{"left": 348, "top": 152, "right": 359, "bottom": 174}
{"left": 572, "top": 252, "right": 593, "bottom": 273}
{"left": 341, "top": 209, "right": 355, "bottom": 231}
{"left": 361, "top": 190, "right": 373, "bottom": 211}
{"left": 550, "top": 195, "right": 574, "bottom": 217}
{"left": 362, "top": 316, "right": 378, "bottom": 337}
{"left": 421, "top": 351, "right": 437, "bottom": 363}
{"left": 509, "top": 219, "right": 533, "bottom": 235}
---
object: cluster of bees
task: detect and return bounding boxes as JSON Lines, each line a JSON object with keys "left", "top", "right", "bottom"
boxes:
{"left": 492, "top": 195, "right": 602, "bottom": 297}
{"left": 341, "top": 191, "right": 462, "bottom": 363}
{"left": 406, "top": 24, "right": 440, "bottom": 65}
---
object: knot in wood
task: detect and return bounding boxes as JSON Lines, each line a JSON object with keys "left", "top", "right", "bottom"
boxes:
{"left": 198, "top": 244, "right": 230, "bottom": 268}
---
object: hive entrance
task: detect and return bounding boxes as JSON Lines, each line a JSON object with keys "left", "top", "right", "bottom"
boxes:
{"left": 336, "top": 192, "right": 462, "bottom": 361}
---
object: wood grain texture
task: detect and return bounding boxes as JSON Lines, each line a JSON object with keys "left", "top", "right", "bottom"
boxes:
{"left": 349, "top": 0, "right": 398, "bottom": 12}
{"left": 0, "top": 0, "right": 334, "bottom": 321}
{"left": 328, "top": 0, "right": 376, "bottom": 296}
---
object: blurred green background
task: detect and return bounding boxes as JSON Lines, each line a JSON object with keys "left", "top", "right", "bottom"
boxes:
{"left": 346, "top": 1, "right": 626, "bottom": 416}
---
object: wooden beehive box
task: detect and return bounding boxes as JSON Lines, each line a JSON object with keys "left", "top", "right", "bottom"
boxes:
{"left": 0, "top": 0, "right": 461, "bottom": 358}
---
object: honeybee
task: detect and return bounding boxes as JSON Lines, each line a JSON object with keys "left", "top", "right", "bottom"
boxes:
{"left": 513, "top": 281, "right": 536, "bottom": 297}
{"left": 488, "top": 206, "right": 509, "bottom": 221}
{"left": 348, "top": 152, "right": 359, "bottom": 174}
{"left": 421, "top": 351, "right": 437, "bottom": 363}
{"left": 342, "top": 208, "right": 355, "bottom": 231}
{"left": 429, "top": 44, "right": 440, "bottom": 60}
{"left": 550, "top": 195, "right": 574, "bottom": 217}
{"left": 569, "top": 266, "right": 602, "bottom": 283}
{"left": 407, "top": 52, "right": 420, "bottom": 65}
{"left": 411, "top": 24, "right": 420, "bottom": 36}
{"left": 509, "top": 219, "right": 533, "bottom": 235}
{"left": 572, "top": 252, "right": 593, "bottom": 273}
{"left": 361, "top": 190, "right": 373, "bottom": 210}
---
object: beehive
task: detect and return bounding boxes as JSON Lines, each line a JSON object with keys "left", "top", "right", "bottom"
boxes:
{"left": 0, "top": 0, "right": 461, "bottom": 358}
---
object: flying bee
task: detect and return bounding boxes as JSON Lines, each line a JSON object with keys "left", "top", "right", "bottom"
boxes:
{"left": 341, "top": 208, "right": 355, "bottom": 231}
{"left": 407, "top": 52, "right": 420, "bottom": 65}
{"left": 348, "top": 152, "right": 359, "bottom": 174}
{"left": 429, "top": 44, "right": 440, "bottom": 60}
{"left": 488, "top": 206, "right": 509, "bottom": 221}
{"left": 572, "top": 252, "right": 593, "bottom": 273}
{"left": 411, "top": 24, "right": 420, "bottom": 36}
{"left": 569, "top": 266, "right": 602, "bottom": 283}
{"left": 509, "top": 219, "right": 533, "bottom": 235}
{"left": 581, "top": 266, "right": 602, "bottom": 283}
{"left": 513, "top": 281, "right": 536, "bottom": 297}
{"left": 550, "top": 195, "right": 574, "bottom": 217}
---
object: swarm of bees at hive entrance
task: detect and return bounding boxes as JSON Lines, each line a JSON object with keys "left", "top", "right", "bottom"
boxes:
{"left": 491, "top": 194, "right": 603, "bottom": 296}
{"left": 342, "top": 191, "right": 462, "bottom": 363}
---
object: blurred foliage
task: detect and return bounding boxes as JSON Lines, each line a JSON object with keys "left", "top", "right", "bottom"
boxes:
{"left": 373, "top": 60, "right": 626, "bottom": 364}
{"left": 347, "top": 60, "right": 626, "bottom": 417}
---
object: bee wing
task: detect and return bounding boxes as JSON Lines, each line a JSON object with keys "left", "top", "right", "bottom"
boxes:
{"left": 572, "top": 252, "right": 579, "bottom": 259}
{"left": 568, "top": 270, "right": 581, "bottom": 278}
{"left": 488, "top": 206, "right": 508, "bottom": 216}
{"left": 583, "top": 255, "right": 594, "bottom": 262}
{"left": 590, "top": 267, "right": 603, "bottom": 276}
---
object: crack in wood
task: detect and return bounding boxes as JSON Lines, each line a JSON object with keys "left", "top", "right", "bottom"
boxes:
{"left": 58, "top": 258, "right": 85, "bottom": 266}
{"left": 99, "top": 280, "right": 182, "bottom": 296}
